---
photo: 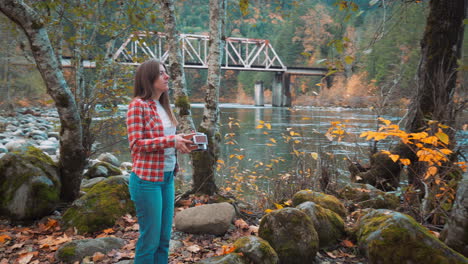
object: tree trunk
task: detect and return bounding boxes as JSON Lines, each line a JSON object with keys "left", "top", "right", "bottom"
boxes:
{"left": 0, "top": 0, "right": 86, "bottom": 202}
{"left": 156, "top": 0, "right": 196, "bottom": 134}
{"left": 405, "top": 0, "right": 466, "bottom": 136}
{"left": 191, "top": 0, "right": 227, "bottom": 195}
{"left": 404, "top": 0, "right": 466, "bottom": 192}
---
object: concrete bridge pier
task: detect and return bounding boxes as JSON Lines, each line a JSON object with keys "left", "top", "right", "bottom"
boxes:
{"left": 272, "top": 72, "right": 291, "bottom": 107}
{"left": 254, "top": 81, "right": 264, "bottom": 106}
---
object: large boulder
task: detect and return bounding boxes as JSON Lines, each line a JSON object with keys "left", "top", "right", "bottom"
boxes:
{"left": 55, "top": 237, "right": 125, "bottom": 263}
{"left": 258, "top": 208, "right": 318, "bottom": 264}
{"left": 97, "top": 152, "right": 120, "bottom": 167}
{"left": 337, "top": 183, "right": 399, "bottom": 210}
{"left": 292, "top": 190, "right": 346, "bottom": 217}
{"left": 440, "top": 174, "right": 468, "bottom": 257}
{"left": 0, "top": 146, "right": 60, "bottom": 220}
{"left": 174, "top": 202, "right": 235, "bottom": 235}
{"left": 296, "top": 201, "right": 346, "bottom": 248}
{"left": 83, "top": 161, "right": 122, "bottom": 179}
{"left": 233, "top": 235, "right": 279, "bottom": 264}
{"left": 62, "top": 176, "right": 134, "bottom": 234}
{"left": 196, "top": 253, "right": 247, "bottom": 264}
{"left": 354, "top": 208, "right": 468, "bottom": 264}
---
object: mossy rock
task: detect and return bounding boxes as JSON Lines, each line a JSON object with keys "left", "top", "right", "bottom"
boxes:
{"left": 62, "top": 176, "right": 134, "bottom": 234}
{"left": 292, "top": 190, "right": 346, "bottom": 217}
{"left": 55, "top": 237, "right": 125, "bottom": 263}
{"left": 0, "top": 146, "right": 60, "bottom": 220}
{"left": 337, "top": 183, "right": 399, "bottom": 210}
{"left": 196, "top": 252, "right": 247, "bottom": 264}
{"left": 233, "top": 235, "right": 279, "bottom": 264}
{"left": 296, "top": 201, "right": 346, "bottom": 249}
{"left": 354, "top": 208, "right": 468, "bottom": 264}
{"left": 83, "top": 161, "right": 122, "bottom": 179}
{"left": 258, "top": 208, "right": 318, "bottom": 264}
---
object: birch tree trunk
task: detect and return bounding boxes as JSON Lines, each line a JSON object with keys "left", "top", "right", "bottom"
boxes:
{"left": 191, "top": 0, "right": 227, "bottom": 195}
{"left": 156, "top": 0, "right": 196, "bottom": 134}
{"left": 0, "top": 0, "right": 86, "bottom": 202}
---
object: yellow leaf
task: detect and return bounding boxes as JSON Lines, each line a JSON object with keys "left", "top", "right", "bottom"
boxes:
{"left": 378, "top": 117, "right": 391, "bottom": 126}
{"left": 435, "top": 132, "right": 449, "bottom": 145}
{"left": 236, "top": 155, "right": 245, "bottom": 160}
{"left": 439, "top": 149, "right": 452, "bottom": 155}
{"left": 274, "top": 203, "right": 283, "bottom": 209}
{"left": 310, "top": 152, "right": 319, "bottom": 160}
{"left": 265, "top": 123, "right": 272, "bottom": 130}
{"left": 269, "top": 138, "right": 277, "bottom": 143}
{"left": 217, "top": 159, "right": 225, "bottom": 164}
{"left": 344, "top": 55, "right": 354, "bottom": 64}
{"left": 256, "top": 124, "right": 264, "bottom": 129}
{"left": 424, "top": 166, "right": 438, "bottom": 179}
{"left": 400, "top": 159, "right": 411, "bottom": 166}
{"left": 389, "top": 154, "right": 400, "bottom": 163}
{"left": 265, "top": 209, "right": 273, "bottom": 213}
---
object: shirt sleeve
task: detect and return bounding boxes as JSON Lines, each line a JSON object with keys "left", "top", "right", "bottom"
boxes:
{"left": 126, "top": 99, "right": 176, "bottom": 152}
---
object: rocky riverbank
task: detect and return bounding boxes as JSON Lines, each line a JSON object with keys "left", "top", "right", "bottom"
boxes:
{"left": 0, "top": 107, "right": 467, "bottom": 264}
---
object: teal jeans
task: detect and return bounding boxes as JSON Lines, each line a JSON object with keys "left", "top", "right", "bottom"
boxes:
{"left": 129, "top": 170, "right": 175, "bottom": 264}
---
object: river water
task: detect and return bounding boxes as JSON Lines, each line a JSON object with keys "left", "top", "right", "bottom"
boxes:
{"left": 95, "top": 103, "right": 466, "bottom": 202}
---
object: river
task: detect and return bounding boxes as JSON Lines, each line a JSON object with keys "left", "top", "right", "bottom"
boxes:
{"left": 94, "top": 104, "right": 466, "bottom": 203}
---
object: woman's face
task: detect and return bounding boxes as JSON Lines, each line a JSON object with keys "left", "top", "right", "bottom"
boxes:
{"left": 153, "top": 64, "right": 170, "bottom": 95}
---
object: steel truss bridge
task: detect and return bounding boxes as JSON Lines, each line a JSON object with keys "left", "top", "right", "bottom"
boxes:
{"left": 65, "top": 31, "right": 331, "bottom": 106}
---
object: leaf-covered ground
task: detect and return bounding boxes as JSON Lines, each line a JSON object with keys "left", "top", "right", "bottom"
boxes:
{"left": 0, "top": 193, "right": 366, "bottom": 264}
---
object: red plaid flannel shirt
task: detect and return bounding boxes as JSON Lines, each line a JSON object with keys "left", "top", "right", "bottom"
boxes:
{"left": 126, "top": 97, "right": 178, "bottom": 182}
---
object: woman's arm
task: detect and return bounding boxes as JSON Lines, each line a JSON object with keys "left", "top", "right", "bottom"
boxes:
{"left": 126, "top": 100, "right": 176, "bottom": 152}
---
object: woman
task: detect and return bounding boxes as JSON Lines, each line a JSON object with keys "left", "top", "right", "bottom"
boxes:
{"left": 126, "top": 59, "right": 194, "bottom": 263}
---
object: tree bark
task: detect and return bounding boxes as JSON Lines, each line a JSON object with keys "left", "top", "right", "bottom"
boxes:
{"left": 405, "top": 0, "right": 466, "bottom": 136}
{"left": 191, "top": 0, "right": 227, "bottom": 195}
{"left": 0, "top": 0, "right": 86, "bottom": 202}
{"left": 156, "top": 0, "right": 196, "bottom": 134}
{"left": 404, "top": 0, "right": 466, "bottom": 192}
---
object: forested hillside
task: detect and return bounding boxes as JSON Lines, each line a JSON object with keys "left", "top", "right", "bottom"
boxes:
{"left": 0, "top": 0, "right": 440, "bottom": 107}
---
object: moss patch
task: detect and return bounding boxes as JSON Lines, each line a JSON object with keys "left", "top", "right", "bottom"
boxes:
{"left": 292, "top": 190, "right": 347, "bottom": 217}
{"left": 355, "top": 209, "right": 468, "bottom": 264}
{"left": 57, "top": 244, "right": 76, "bottom": 261}
{"left": 0, "top": 146, "right": 60, "bottom": 220}
{"left": 259, "top": 208, "right": 318, "bottom": 264}
{"left": 62, "top": 176, "right": 135, "bottom": 234}
{"left": 297, "top": 201, "right": 346, "bottom": 248}
{"left": 175, "top": 95, "right": 191, "bottom": 116}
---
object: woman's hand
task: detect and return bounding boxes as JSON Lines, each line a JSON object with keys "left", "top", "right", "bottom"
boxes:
{"left": 174, "top": 134, "right": 194, "bottom": 154}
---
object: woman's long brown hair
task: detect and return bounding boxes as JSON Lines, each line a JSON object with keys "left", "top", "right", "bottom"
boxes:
{"left": 133, "top": 59, "right": 178, "bottom": 126}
